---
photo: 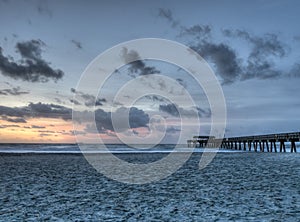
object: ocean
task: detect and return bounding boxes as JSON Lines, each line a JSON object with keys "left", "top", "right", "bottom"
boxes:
{"left": 0, "top": 144, "right": 299, "bottom": 221}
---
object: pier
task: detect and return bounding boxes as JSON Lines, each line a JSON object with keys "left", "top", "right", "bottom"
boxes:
{"left": 187, "top": 132, "right": 300, "bottom": 152}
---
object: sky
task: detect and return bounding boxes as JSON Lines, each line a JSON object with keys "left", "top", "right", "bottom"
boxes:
{"left": 0, "top": 0, "right": 300, "bottom": 143}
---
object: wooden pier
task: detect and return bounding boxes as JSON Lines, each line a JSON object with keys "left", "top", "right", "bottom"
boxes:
{"left": 187, "top": 132, "right": 300, "bottom": 152}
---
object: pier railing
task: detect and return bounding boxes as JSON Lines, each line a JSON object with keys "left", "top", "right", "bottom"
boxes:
{"left": 187, "top": 132, "right": 300, "bottom": 152}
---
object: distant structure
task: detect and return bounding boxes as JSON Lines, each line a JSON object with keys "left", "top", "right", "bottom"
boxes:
{"left": 187, "top": 132, "right": 299, "bottom": 152}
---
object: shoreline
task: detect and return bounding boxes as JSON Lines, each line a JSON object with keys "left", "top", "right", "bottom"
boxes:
{"left": 0, "top": 150, "right": 292, "bottom": 155}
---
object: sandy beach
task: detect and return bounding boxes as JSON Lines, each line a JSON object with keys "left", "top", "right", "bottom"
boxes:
{"left": 0, "top": 152, "right": 299, "bottom": 221}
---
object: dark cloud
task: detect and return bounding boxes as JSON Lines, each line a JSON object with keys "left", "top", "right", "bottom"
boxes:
{"left": 16, "top": 39, "right": 45, "bottom": 59}
{"left": 0, "top": 86, "right": 29, "bottom": 96}
{"left": 39, "top": 133, "right": 51, "bottom": 137}
{"left": 191, "top": 42, "right": 242, "bottom": 84}
{"left": 38, "top": 130, "right": 55, "bottom": 133}
{"left": 0, "top": 102, "right": 149, "bottom": 135}
{"left": 90, "top": 107, "right": 149, "bottom": 133}
{"left": 158, "top": 9, "right": 241, "bottom": 84}
{"left": 95, "top": 98, "right": 106, "bottom": 106}
{"left": 93, "top": 109, "right": 114, "bottom": 132}
{"left": 159, "top": 103, "right": 211, "bottom": 118}
{"left": 159, "top": 8, "right": 292, "bottom": 83}
{"left": 112, "top": 101, "right": 123, "bottom": 107}
{"left": 70, "top": 130, "right": 86, "bottom": 136}
{"left": 71, "top": 40, "right": 82, "bottom": 49}
{"left": 159, "top": 103, "right": 179, "bottom": 117}
{"left": 294, "top": 36, "right": 300, "bottom": 41}
{"left": 166, "top": 126, "right": 181, "bottom": 134}
{"left": 176, "top": 78, "right": 187, "bottom": 88}
{"left": 0, "top": 124, "right": 20, "bottom": 128}
{"left": 31, "top": 125, "right": 45, "bottom": 129}
{"left": 37, "top": 1, "right": 52, "bottom": 18}
{"left": 159, "top": 8, "right": 210, "bottom": 41}
{"left": 222, "top": 29, "right": 287, "bottom": 80}
{"left": 0, "top": 40, "right": 64, "bottom": 82}
{"left": 196, "top": 107, "right": 211, "bottom": 118}
{"left": 120, "top": 47, "right": 160, "bottom": 77}
{"left": 158, "top": 8, "right": 179, "bottom": 28}
{"left": 84, "top": 97, "right": 106, "bottom": 107}
{"left": 0, "top": 102, "right": 72, "bottom": 120}
{"left": 126, "top": 107, "right": 149, "bottom": 129}
{"left": 54, "top": 97, "right": 65, "bottom": 104}
{"left": 289, "top": 63, "right": 300, "bottom": 77}
{"left": 144, "top": 95, "right": 167, "bottom": 102}
{"left": 179, "top": 24, "right": 211, "bottom": 40}
{"left": 2, "top": 116, "right": 27, "bottom": 123}
{"left": 0, "top": 105, "right": 27, "bottom": 117}
{"left": 242, "top": 60, "right": 281, "bottom": 80}
{"left": 223, "top": 29, "right": 286, "bottom": 58}
{"left": 69, "top": 99, "right": 81, "bottom": 105}
{"left": 28, "top": 102, "right": 72, "bottom": 120}
{"left": 71, "top": 88, "right": 106, "bottom": 107}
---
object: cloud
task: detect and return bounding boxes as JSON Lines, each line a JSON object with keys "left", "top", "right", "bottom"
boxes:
{"left": 95, "top": 98, "right": 106, "bottom": 106}
{"left": 71, "top": 39, "right": 82, "bottom": 49}
{"left": 125, "top": 107, "right": 149, "bottom": 128}
{"left": 289, "top": 63, "right": 300, "bottom": 77}
{"left": 159, "top": 103, "right": 211, "bottom": 118}
{"left": 28, "top": 102, "right": 72, "bottom": 120}
{"left": 179, "top": 24, "right": 211, "bottom": 40}
{"left": 37, "top": 1, "right": 52, "bottom": 18}
{"left": 93, "top": 109, "right": 114, "bottom": 132}
{"left": 294, "top": 36, "right": 300, "bottom": 41}
{"left": 159, "top": 103, "right": 180, "bottom": 117}
{"left": 242, "top": 60, "right": 281, "bottom": 80}
{"left": 0, "top": 105, "right": 26, "bottom": 117}
{"left": 0, "top": 102, "right": 72, "bottom": 120}
{"left": 158, "top": 8, "right": 179, "bottom": 28}
{"left": 31, "top": 125, "right": 46, "bottom": 129}
{"left": 0, "top": 102, "right": 150, "bottom": 136}
{"left": 159, "top": 8, "right": 211, "bottom": 42}
{"left": 166, "top": 126, "right": 181, "bottom": 134}
{"left": 196, "top": 107, "right": 211, "bottom": 118}
{"left": 85, "top": 107, "right": 150, "bottom": 133}
{"left": 2, "top": 116, "right": 27, "bottom": 123}
{"left": 0, "top": 86, "right": 29, "bottom": 96}
{"left": 159, "top": 8, "right": 292, "bottom": 83}
{"left": 86, "top": 98, "right": 107, "bottom": 107}
{"left": 0, "top": 39, "right": 64, "bottom": 82}
{"left": 69, "top": 99, "right": 81, "bottom": 105}
{"left": 176, "top": 78, "right": 187, "bottom": 88}
{"left": 158, "top": 9, "right": 240, "bottom": 84}
{"left": 191, "top": 42, "right": 242, "bottom": 84}
{"left": 38, "top": 130, "right": 55, "bottom": 133}
{"left": 120, "top": 47, "right": 160, "bottom": 77}
{"left": 223, "top": 29, "right": 286, "bottom": 58}
{"left": 223, "top": 29, "right": 287, "bottom": 80}
{"left": 144, "top": 95, "right": 167, "bottom": 102}
{"left": 0, "top": 124, "right": 20, "bottom": 128}
{"left": 71, "top": 88, "right": 106, "bottom": 107}
{"left": 54, "top": 97, "right": 65, "bottom": 104}
{"left": 39, "top": 133, "right": 51, "bottom": 137}
{"left": 70, "top": 130, "right": 86, "bottom": 136}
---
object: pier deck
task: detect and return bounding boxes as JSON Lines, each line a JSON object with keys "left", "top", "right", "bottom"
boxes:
{"left": 187, "top": 132, "right": 300, "bottom": 152}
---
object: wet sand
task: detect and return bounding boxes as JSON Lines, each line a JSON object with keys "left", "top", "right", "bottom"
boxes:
{"left": 0, "top": 152, "right": 299, "bottom": 221}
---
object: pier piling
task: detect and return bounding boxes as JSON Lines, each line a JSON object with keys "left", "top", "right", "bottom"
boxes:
{"left": 188, "top": 132, "right": 299, "bottom": 153}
